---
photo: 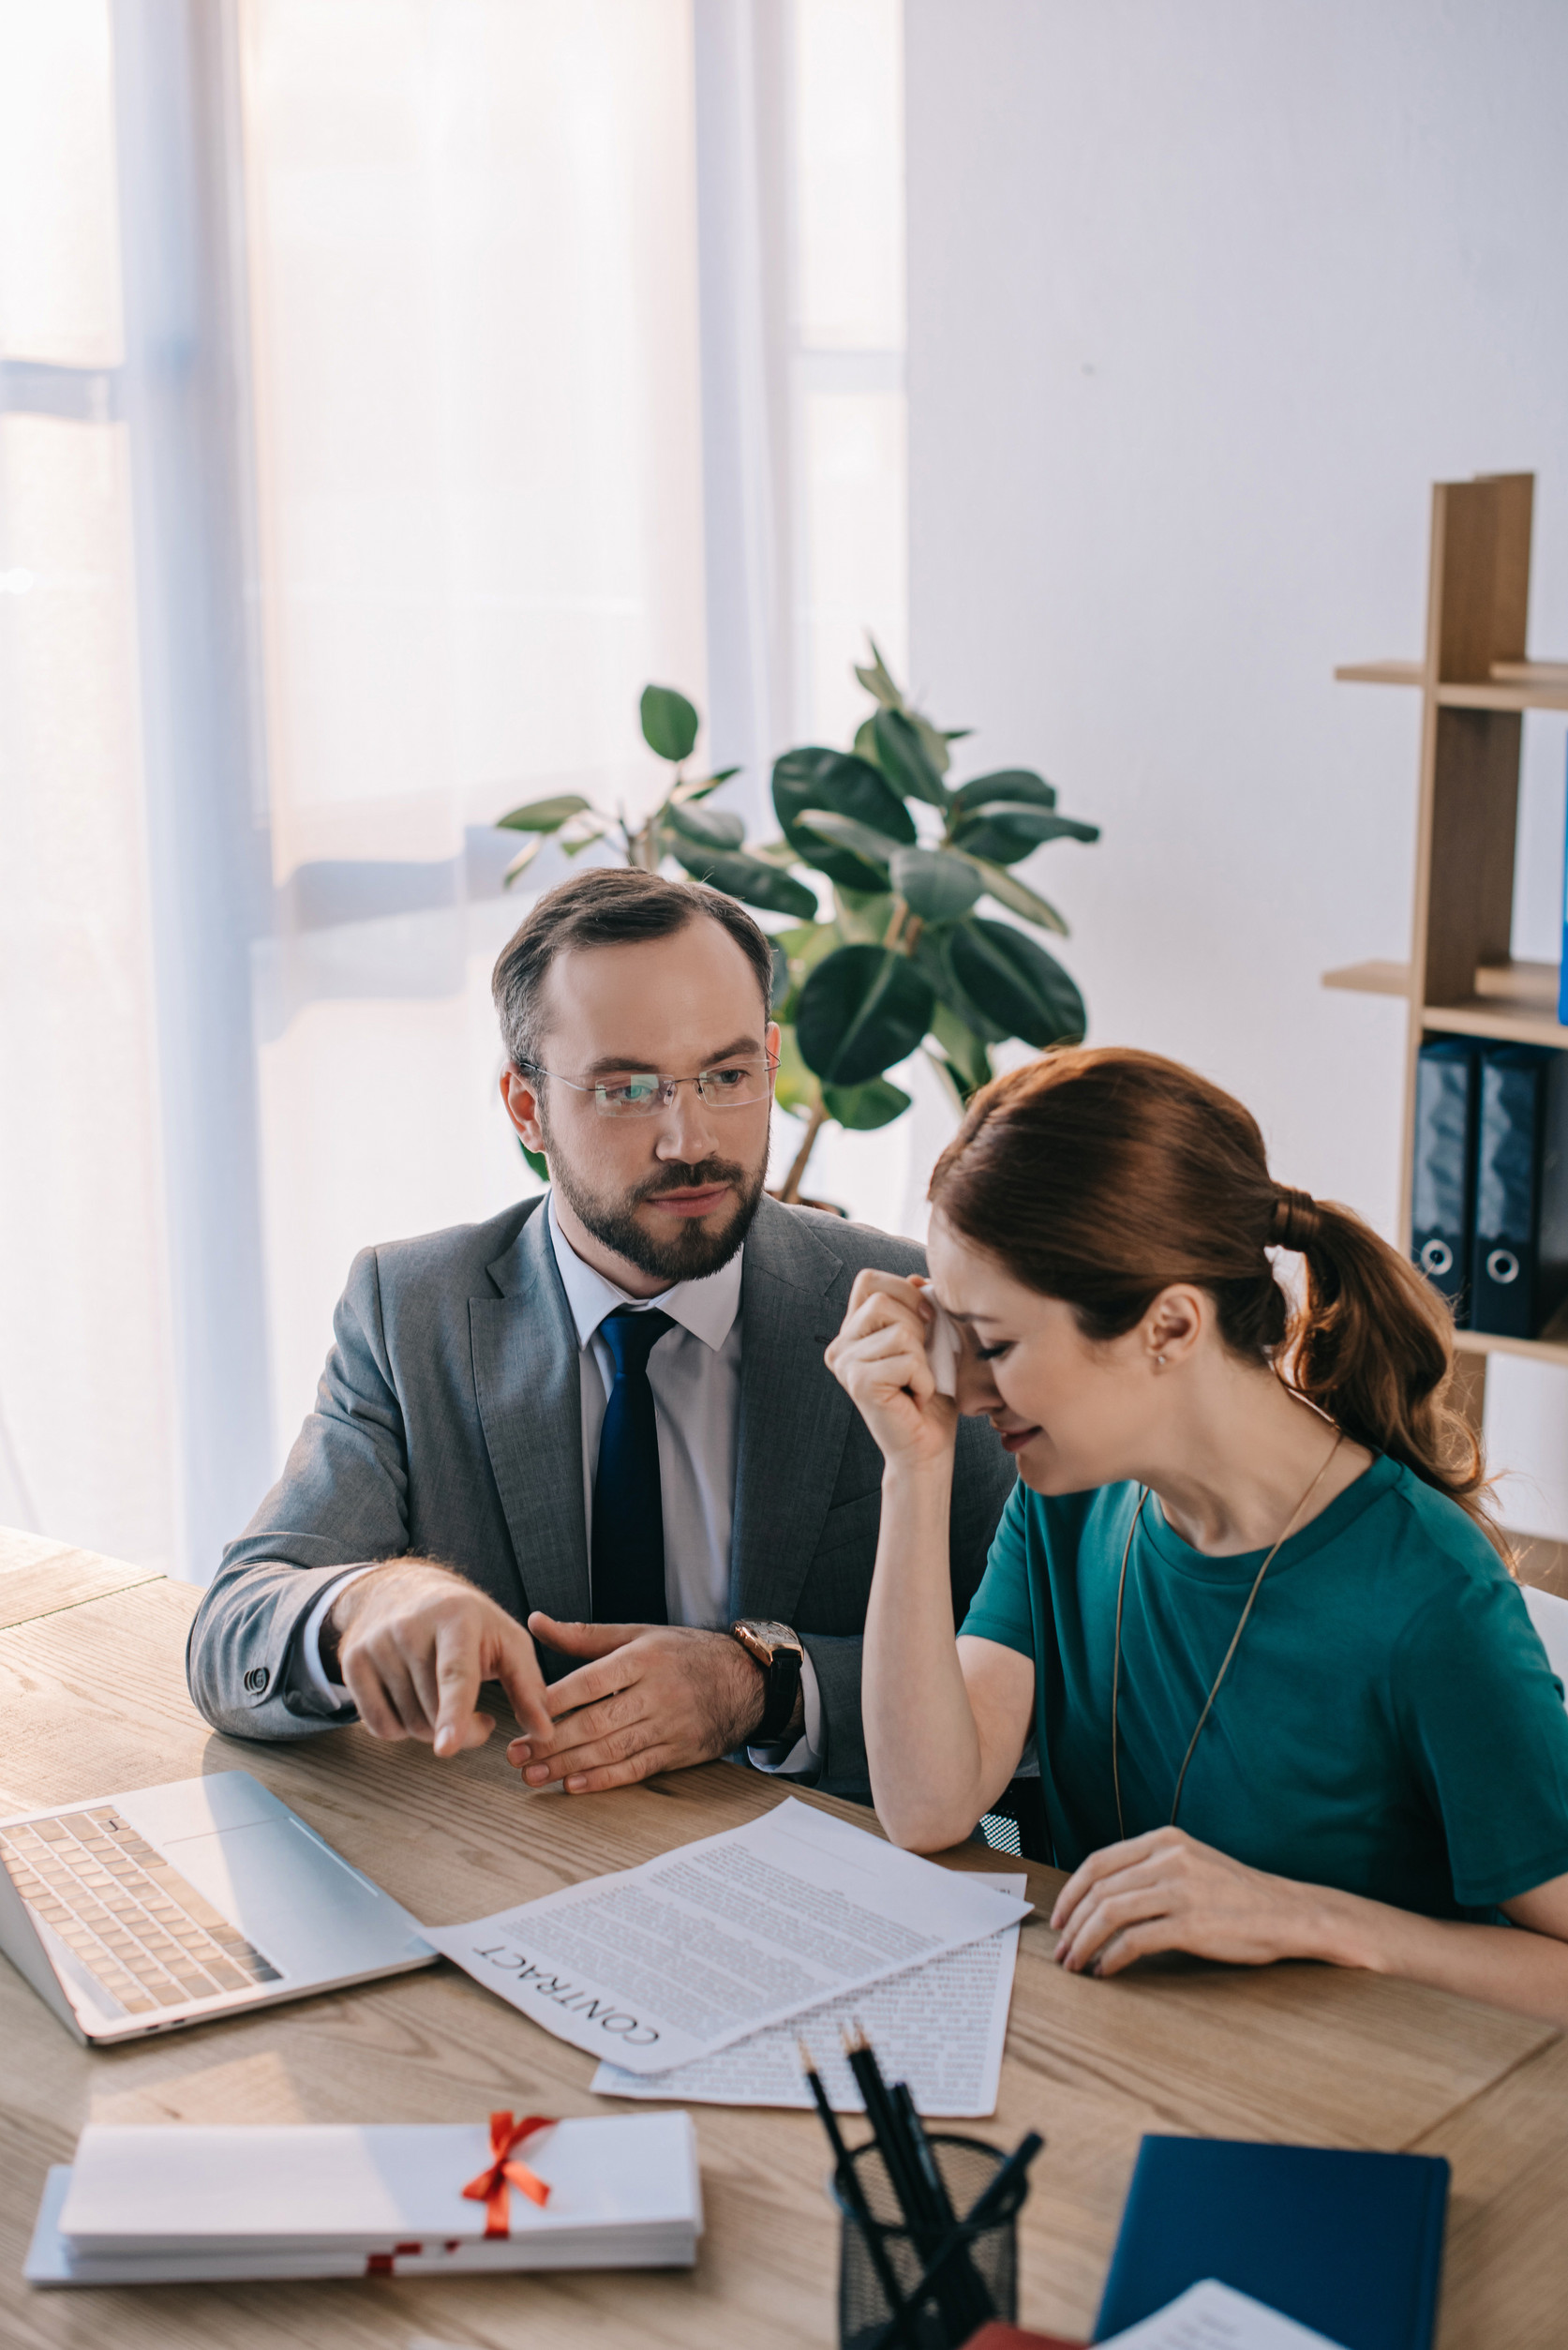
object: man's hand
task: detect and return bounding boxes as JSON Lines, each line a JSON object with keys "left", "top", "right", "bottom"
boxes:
{"left": 506, "top": 1615, "right": 771, "bottom": 1792}
{"left": 326, "top": 1559, "right": 553, "bottom": 1758}
{"left": 1049, "top": 1826, "right": 1322, "bottom": 1978}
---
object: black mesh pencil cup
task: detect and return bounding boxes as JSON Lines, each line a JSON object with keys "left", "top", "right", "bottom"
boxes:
{"left": 832, "top": 2133, "right": 1023, "bottom": 2350}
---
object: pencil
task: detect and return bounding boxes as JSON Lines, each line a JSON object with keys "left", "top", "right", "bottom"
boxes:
{"left": 798, "top": 2038, "right": 908, "bottom": 2327}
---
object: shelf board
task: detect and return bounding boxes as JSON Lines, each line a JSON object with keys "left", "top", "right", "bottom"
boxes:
{"left": 1424, "top": 961, "right": 1566, "bottom": 1046}
{"left": 1333, "top": 660, "right": 1424, "bottom": 686}
{"left": 1456, "top": 1326, "right": 1568, "bottom": 1370}
{"left": 1322, "top": 958, "right": 1410, "bottom": 998}
{"left": 1437, "top": 678, "right": 1568, "bottom": 712}
{"left": 1333, "top": 657, "right": 1568, "bottom": 710}
{"left": 1491, "top": 659, "right": 1568, "bottom": 687}
{"left": 1320, "top": 959, "right": 1568, "bottom": 1046}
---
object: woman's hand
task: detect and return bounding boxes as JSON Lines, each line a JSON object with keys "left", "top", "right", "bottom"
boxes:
{"left": 825, "top": 1270, "right": 958, "bottom": 1475}
{"left": 1050, "top": 1826, "right": 1320, "bottom": 1976}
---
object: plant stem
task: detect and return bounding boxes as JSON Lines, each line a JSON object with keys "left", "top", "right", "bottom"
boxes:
{"left": 778, "top": 1100, "right": 829, "bottom": 1204}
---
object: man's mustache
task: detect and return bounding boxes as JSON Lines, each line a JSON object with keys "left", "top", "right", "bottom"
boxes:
{"left": 634, "top": 1160, "right": 752, "bottom": 1203}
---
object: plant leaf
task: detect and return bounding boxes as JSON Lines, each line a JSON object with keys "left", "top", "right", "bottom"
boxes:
{"left": 873, "top": 707, "right": 948, "bottom": 806}
{"left": 796, "top": 944, "right": 935, "bottom": 1086}
{"left": 501, "top": 833, "right": 549, "bottom": 887}
{"left": 798, "top": 807, "right": 903, "bottom": 873}
{"left": 670, "top": 765, "right": 740, "bottom": 804}
{"left": 773, "top": 745, "right": 915, "bottom": 889}
{"left": 666, "top": 840, "right": 819, "bottom": 920}
{"left": 557, "top": 810, "right": 612, "bottom": 854}
{"left": 516, "top": 1136, "right": 549, "bottom": 1183}
{"left": 496, "top": 792, "right": 591, "bottom": 832}
{"left": 958, "top": 853, "right": 1069, "bottom": 934}
{"left": 822, "top": 1075, "right": 913, "bottom": 1130}
{"left": 949, "top": 803, "right": 1100, "bottom": 866}
{"left": 640, "top": 683, "right": 700, "bottom": 763}
{"left": 948, "top": 768, "right": 1057, "bottom": 816}
{"left": 853, "top": 715, "right": 882, "bottom": 769}
{"left": 665, "top": 800, "right": 746, "bottom": 851}
{"left": 772, "top": 1024, "right": 821, "bottom": 1117}
{"left": 946, "top": 917, "right": 1086, "bottom": 1049}
{"left": 930, "top": 996, "right": 994, "bottom": 1093}
{"left": 912, "top": 711, "right": 954, "bottom": 777}
{"left": 889, "top": 845, "right": 982, "bottom": 922}
{"left": 853, "top": 636, "right": 904, "bottom": 710}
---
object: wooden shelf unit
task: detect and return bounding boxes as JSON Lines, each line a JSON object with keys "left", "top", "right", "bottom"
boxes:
{"left": 1327, "top": 471, "right": 1568, "bottom": 1414}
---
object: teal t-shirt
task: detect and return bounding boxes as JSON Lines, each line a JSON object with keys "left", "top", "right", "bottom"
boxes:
{"left": 960, "top": 1454, "right": 1568, "bottom": 1918}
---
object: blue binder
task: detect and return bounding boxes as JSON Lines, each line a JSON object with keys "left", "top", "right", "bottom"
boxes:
{"left": 1410, "top": 1038, "right": 1480, "bottom": 1323}
{"left": 1092, "top": 2136, "right": 1449, "bottom": 2350}
{"left": 1471, "top": 1043, "right": 1568, "bottom": 1339}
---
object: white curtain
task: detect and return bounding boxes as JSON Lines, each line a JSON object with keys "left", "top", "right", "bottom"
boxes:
{"left": 238, "top": 0, "right": 709, "bottom": 1464}
{"left": 0, "top": 0, "right": 918, "bottom": 1579}
{"left": 0, "top": 1, "right": 178, "bottom": 1564}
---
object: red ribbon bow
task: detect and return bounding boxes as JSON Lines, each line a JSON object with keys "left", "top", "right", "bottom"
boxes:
{"left": 461, "top": 2111, "right": 555, "bottom": 2238}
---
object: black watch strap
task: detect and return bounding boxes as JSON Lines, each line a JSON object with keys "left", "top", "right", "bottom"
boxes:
{"left": 730, "top": 1620, "right": 804, "bottom": 1743}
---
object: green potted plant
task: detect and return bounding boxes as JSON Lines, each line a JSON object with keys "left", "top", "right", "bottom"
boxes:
{"left": 492, "top": 647, "right": 1098, "bottom": 1203}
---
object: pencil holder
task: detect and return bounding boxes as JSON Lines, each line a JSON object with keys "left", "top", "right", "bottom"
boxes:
{"left": 831, "top": 2133, "right": 1023, "bottom": 2350}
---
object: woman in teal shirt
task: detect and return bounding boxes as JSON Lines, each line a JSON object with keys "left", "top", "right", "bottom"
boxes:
{"left": 827, "top": 1047, "right": 1568, "bottom": 2022}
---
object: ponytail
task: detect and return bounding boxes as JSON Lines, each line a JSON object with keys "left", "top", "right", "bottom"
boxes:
{"left": 930, "top": 1049, "right": 1505, "bottom": 1558}
{"left": 1269, "top": 1189, "right": 1501, "bottom": 1554}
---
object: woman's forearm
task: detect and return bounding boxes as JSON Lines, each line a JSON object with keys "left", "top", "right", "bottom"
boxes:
{"left": 862, "top": 1457, "right": 992, "bottom": 1849}
{"left": 1300, "top": 1882, "right": 1568, "bottom": 2028}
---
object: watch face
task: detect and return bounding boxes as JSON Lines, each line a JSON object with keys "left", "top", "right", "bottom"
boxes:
{"left": 733, "top": 1619, "right": 800, "bottom": 1666}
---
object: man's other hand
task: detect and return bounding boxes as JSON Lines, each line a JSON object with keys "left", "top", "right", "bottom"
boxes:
{"left": 507, "top": 1616, "right": 772, "bottom": 1792}
{"left": 326, "top": 1559, "right": 553, "bottom": 1757}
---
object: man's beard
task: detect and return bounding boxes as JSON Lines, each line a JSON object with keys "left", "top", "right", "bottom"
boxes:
{"left": 541, "top": 1118, "right": 769, "bottom": 1283}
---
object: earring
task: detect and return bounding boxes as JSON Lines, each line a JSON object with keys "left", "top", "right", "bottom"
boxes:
{"left": 1156, "top": 1354, "right": 1167, "bottom": 1368}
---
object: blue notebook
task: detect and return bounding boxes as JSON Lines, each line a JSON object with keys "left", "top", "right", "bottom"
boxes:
{"left": 1092, "top": 2137, "right": 1449, "bottom": 2350}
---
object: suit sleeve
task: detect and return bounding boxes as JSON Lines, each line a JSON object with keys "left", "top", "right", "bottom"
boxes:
{"left": 805, "top": 1418, "right": 1017, "bottom": 1798}
{"left": 185, "top": 1247, "right": 414, "bottom": 1740}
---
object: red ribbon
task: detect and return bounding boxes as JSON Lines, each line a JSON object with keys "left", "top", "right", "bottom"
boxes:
{"left": 461, "top": 2111, "right": 555, "bottom": 2238}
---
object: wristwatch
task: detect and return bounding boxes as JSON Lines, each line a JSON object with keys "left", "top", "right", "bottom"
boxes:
{"left": 729, "top": 1619, "right": 804, "bottom": 1744}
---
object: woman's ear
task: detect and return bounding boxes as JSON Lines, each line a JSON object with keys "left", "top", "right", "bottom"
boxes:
{"left": 1144, "top": 1284, "right": 1204, "bottom": 1371}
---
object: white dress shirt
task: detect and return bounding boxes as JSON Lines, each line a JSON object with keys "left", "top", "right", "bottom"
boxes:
{"left": 304, "top": 1192, "right": 820, "bottom": 1774}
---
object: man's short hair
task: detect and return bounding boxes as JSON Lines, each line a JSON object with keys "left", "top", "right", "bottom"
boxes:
{"left": 491, "top": 867, "right": 778, "bottom": 1070}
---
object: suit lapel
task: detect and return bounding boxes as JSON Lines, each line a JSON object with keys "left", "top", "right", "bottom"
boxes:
{"left": 470, "top": 1203, "right": 591, "bottom": 1625}
{"left": 730, "top": 1198, "right": 853, "bottom": 1624}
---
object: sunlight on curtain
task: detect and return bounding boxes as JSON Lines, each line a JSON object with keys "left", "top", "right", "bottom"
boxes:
{"left": 791, "top": 0, "right": 906, "bottom": 752}
{"left": 773, "top": 0, "right": 929, "bottom": 1230}
{"left": 0, "top": 1, "right": 177, "bottom": 1561}
{"left": 237, "top": 0, "right": 709, "bottom": 1451}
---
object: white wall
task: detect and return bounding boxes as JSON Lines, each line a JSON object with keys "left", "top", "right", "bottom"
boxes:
{"left": 903, "top": 0, "right": 1568, "bottom": 1537}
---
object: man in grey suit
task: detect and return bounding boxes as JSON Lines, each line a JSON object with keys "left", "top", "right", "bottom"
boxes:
{"left": 187, "top": 868, "right": 1013, "bottom": 1799}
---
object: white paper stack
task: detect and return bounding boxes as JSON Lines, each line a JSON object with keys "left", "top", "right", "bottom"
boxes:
{"left": 25, "top": 2114, "right": 701, "bottom": 2286}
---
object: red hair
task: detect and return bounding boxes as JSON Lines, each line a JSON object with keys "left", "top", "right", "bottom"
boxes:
{"left": 930, "top": 1047, "right": 1501, "bottom": 1551}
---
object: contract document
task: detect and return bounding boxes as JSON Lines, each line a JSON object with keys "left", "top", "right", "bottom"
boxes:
{"left": 591, "top": 1873, "right": 1024, "bottom": 2115}
{"left": 425, "top": 1798, "right": 1029, "bottom": 2077}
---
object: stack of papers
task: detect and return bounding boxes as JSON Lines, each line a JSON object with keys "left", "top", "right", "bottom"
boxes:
{"left": 25, "top": 2114, "right": 701, "bottom": 2286}
{"left": 426, "top": 1796, "right": 1031, "bottom": 2079}
{"left": 591, "top": 1872, "right": 1025, "bottom": 2115}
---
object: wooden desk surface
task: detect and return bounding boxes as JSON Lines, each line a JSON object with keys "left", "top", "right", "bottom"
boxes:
{"left": 2, "top": 1574, "right": 1566, "bottom": 2349}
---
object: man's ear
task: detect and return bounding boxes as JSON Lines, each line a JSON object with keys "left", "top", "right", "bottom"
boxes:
{"left": 500, "top": 1065, "right": 545, "bottom": 1153}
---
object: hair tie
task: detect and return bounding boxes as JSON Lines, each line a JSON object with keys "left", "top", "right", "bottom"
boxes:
{"left": 1270, "top": 1186, "right": 1321, "bottom": 1252}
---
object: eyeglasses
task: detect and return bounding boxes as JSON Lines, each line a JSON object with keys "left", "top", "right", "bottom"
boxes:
{"left": 518, "top": 1054, "right": 779, "bottom": 1118}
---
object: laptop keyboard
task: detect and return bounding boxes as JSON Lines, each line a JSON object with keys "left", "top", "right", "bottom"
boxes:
{"left": 0, "top": 1806, "right": 282, "bottom": 2016}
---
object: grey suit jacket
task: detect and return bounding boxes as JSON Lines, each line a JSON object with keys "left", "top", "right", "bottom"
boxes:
{"left": 186, "top": 1193, "right": 1016, "bottom": 1793}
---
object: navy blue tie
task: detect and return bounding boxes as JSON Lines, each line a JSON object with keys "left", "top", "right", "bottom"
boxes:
{"left": 591, "top": 1307, "right": 676, "bottom": 1624}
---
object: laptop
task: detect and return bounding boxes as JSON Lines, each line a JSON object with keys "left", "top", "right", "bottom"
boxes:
{"left": 0, "top": 1770, "right": 435, "bottom": 2044}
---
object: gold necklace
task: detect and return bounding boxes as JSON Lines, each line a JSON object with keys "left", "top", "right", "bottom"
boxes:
{"left": 1111, "top": 1431, "right": 1343, "bottom": 1838}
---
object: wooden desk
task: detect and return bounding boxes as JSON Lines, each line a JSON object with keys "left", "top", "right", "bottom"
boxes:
{"left": 2, "top": 1573, "right": 1566, "bottom": 2349}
